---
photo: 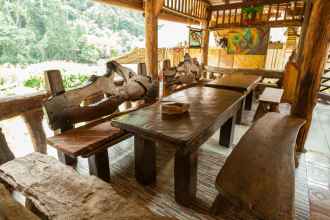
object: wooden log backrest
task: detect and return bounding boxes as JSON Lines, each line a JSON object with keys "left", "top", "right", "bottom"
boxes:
{"left": 0, "top": 153, "right": 175, "bottom": 220}
{"left": 215, "top": 113, "right": 305, "bottom": 220}
{"left": 43, "top": 61, "right": 156, "bottom": 131}
{"left": 281, "top": 61, "right": 300, "bottom": 104}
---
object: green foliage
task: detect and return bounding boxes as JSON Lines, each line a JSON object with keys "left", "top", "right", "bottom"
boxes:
{"left": 62, "top": 74, "right": 89, "bottom": 89}
{"left": 242, "top": 5, "right": 263, "bottom": 19}
{"left": 23, "top": 75, "right": 44, "bottom": 90}
{"left": 23, "top": 73, "right": 89, "bottom": 90}
{"left": 0, "top": 0, "right": 144, "bottom": 65}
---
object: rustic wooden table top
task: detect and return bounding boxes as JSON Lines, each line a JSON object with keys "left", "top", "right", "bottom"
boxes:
{"left": 112, "top": 86, "right": 243, "bottom": 149}
{"left": 204, "top": 74, "right": 262, "bottom": 92}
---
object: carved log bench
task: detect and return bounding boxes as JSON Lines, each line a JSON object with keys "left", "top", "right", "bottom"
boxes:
{"left": 43, "top": 61, "right": 157, "bottom": 182}
{"left": 0, "top": 183, "right": 39, "bottom": 220}
{"left": 0, "top": 153, "right": 175, "bottom": 220}
{"left": 211, "top": 113, "right": 305, "bottom": 220}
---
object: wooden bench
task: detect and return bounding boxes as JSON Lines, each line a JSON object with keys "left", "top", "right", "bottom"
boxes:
{"left": 43, "top": 62, "right": 156, "bottom": 182}
{"left": 254, "top": 87, "right": 284, "bottom": 121}
{"left": 254, "top": 61, "right": 299, "bottom": 121}
{"left": 0, "top": 183, "right": 39, "bottom": 220}
{"left": 211, "top": 112, "right": 305, "bottom": 219}
{"left": 0, "top": 153, "right": 175, "bottom": 220}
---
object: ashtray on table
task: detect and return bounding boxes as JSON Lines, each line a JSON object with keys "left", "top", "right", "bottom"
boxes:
{"left": 161, "top": 102, "right": 190, "bottom": 116}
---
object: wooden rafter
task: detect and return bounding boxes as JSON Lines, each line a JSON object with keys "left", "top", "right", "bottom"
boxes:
{"left": 209, "top": 0, "right": 305, "bottom": 29}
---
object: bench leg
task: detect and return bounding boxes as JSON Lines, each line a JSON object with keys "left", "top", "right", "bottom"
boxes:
{"left": 25, "top": 199, "right": 48, "bottom": 219}
{"left": 245, "top": 91, "right": 254, "bottom": 110}
{"left": 134, "top": 135, "right": 156, "bottom": 185}
{"left": 57, "top": 151, "right": 77, "bottom": 167}
{"left": 88, "top": 150, "right": 110, "bottom": 182}
{"left": 236, "top": 100, "right": 245, "bottom": 124}
{"left": 220, "top": 116, "right": 236, "bottom": 148}
{"left": 174, "top": 150, "right": 198, "bottom": 207}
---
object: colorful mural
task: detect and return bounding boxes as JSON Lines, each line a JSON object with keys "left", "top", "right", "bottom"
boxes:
{"left": 227, "top": 27, "right": 270, "bottom": 55}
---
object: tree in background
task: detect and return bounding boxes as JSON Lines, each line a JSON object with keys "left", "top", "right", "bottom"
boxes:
{"left": 0, "top": 0, "right": 144, "bottom": 65}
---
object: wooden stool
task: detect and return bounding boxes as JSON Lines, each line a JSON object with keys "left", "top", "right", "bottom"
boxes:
{"left": 254, "top": 88, "right": 284, "bottom": 121}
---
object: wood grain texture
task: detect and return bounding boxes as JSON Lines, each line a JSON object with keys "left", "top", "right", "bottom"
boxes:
{"left": 204, "top": 74, "right": 262, "bottom": 93}
{"left": 213, "top": 113, "right": 306, "bottom": 220}
{"left": 112, "top": 86, "right": 243, "bottom": 151}
{"left": 0, "top": 183, "right": 40, "bottom": 220}
{"left": 47, "top": 120, "right": 129, "bottom": 157}
{"left": 0, "top": 153, "right": 176, "bottom": 220}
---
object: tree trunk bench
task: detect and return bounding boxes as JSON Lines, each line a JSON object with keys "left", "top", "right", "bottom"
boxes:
{"left": 0, "top": 153, "right": 175, "bottom": 220}
{"left": 0, "top": 183, "right": 39, "bottom": 220}
{"left": 211, "top": 113, "right": 305, "bottom": 220}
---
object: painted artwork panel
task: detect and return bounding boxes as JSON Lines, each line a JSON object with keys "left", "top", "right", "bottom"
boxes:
{"left": 189, "top": 29, "right": 202, "bottom": 48}
{"left": 227, "top": 27, "right": 270, "bottom": 55}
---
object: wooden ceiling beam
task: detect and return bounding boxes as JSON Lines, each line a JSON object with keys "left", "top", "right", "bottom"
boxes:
{"left": 154, "top": 0, "right": 165, "bottom": 16}
{"left": 95, "top": 0, "right": 143, "bottom": 11}
{"left": 96, "top": 0, "right": 201, "bottom": 24}
{"left": 159, "top": 11, "right": 201, "bottom": 25}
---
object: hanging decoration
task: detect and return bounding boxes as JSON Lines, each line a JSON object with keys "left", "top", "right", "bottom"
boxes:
{"left": 242, "top": 5, "right": 264, "bottom": 25}
{"left": 188, "top": 28, "right": 202, "bottom": 48}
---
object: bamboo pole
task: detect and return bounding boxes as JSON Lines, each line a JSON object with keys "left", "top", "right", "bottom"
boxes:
{"left": 292, "top": 0, "right": 330, "bottom": 152}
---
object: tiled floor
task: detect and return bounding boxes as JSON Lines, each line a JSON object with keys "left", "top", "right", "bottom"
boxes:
{"left": 1, "top": 102, "right": 330, "bottom": 219}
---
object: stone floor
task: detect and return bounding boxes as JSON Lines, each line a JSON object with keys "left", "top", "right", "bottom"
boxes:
{"left": 1, "top": 102, "right": 330, "bottom": 219}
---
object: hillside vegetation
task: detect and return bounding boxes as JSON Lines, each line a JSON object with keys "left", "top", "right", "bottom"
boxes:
{"left": 0, "top": 0, "right": 145, "bottom": 65}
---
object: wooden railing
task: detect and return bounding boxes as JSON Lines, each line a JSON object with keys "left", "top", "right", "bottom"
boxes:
{"left": 0, "top": 91, "right": 50, "bottom": 154}
{"left": 205, "top": 65, "right": 284, "bottom": 79}
{"left": 163, "top": 0, "right": 210, "bottom": 20}
{"left": 209, "top": 0, "right": 305, "bottom": 29}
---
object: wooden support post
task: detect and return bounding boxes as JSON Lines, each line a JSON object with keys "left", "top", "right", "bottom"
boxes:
{"left": 292, "top": 0, "right": 330, "bottom": 152}
{"left": 201, "top": 21, "right": 210, "bottom": 66}
{"left": 22, "top": 108, "right": 47, "bottom": 154}
{"left": 44, "top": 70, "right": 78, "bottom": 166}
{"left": 0, "top": 128, "right": 14, "bottom": 165}
{"left": 145, "top": 0, "right": 163, "bottom": 80}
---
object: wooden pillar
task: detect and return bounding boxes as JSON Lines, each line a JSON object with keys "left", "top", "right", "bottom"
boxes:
{"left": 292, "top": 0, "right": 330, "bottom": 152}
{"left": 145, "top": 0, "right": 164, "bottom": 80}
{"left": 201, "top": 18, "right": 210, "bottom": 66}
{"left": 22, "top": 108, "right": 47, "bottom": 154}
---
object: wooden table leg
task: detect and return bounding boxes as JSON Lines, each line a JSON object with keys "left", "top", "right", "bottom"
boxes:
{"left": 88, "top": 150, "right": 110, "bottom": 182}
{"left": 245, "top": 91, "right": 254, "bottom": 110}
{"left": 174, "top": 150, "right": 198, "bottom": 207}
{"left": 220, "top": 115, "right": 236, "bottom": 148}
{"left": 134, "top": 135, "right": 156, "bottom": 185}
{"left": 57, "top": 151, "right": 77, "bottom": 167}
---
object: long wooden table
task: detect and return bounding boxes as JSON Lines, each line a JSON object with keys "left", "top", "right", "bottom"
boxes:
{"left": 204, "top": 74, "right": 262, "bottom": 119}
{"left": 111, "top": 86, "right": 243, "bottom": 206}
